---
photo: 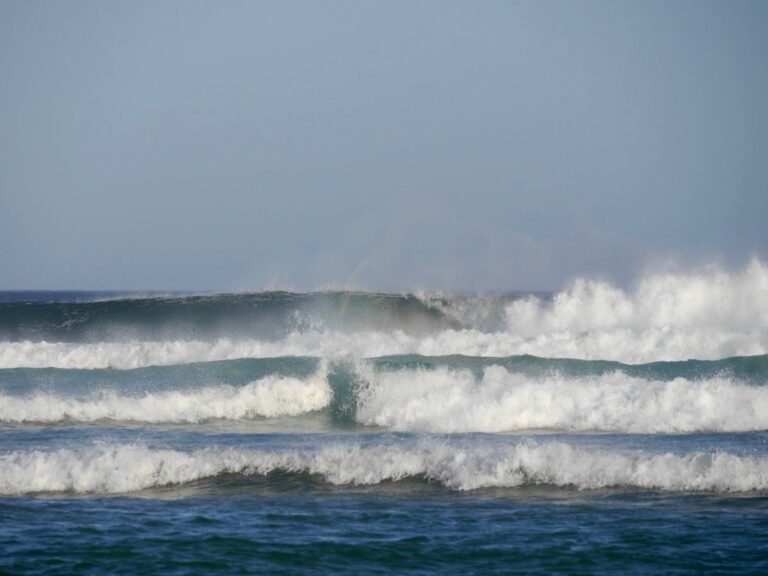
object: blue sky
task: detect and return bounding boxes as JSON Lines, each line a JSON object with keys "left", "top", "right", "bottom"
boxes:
{"left": 1, "top": 0, "right": 766, "bottom": 291}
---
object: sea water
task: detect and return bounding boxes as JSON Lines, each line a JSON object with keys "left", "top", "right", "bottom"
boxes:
{"left": 2, "top": 262, "right": 768, "bottom": 573}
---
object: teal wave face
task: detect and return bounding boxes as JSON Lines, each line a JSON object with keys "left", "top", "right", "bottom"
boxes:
{"left": 0, "top": 291, "right": 461, "bottom": 342}
{"left": 3, "top": 354, "right": 765, "bottom": 394}
{"left": 371, "top": 354, "right": 768, "bottom": 384}
{"left": 0, "top": 357, "right": 321, "bottom": 395}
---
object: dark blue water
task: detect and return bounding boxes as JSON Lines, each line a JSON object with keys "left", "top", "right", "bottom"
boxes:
{"left": 2, "top": 289, "right": 768, "bottom": 573}
{"left": 3, "top": 493, "right": 768, "bottom": 574}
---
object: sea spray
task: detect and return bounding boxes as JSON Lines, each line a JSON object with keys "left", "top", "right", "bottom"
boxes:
{"left": 1, "top": 260, "right": 766, "bottom": 366}
{"left": 354, "top": 365, "right": 768, "bottom": 433}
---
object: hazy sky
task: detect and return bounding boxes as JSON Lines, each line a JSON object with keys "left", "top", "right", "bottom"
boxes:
{"left": 1, "top": 0, "right": 766, "bottom": 291}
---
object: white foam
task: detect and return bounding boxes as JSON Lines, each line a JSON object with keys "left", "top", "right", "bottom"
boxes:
{"left": 1, "top": 260, "right": 766, "bottom": 367}
{"left": 2, "top": 441, "right": 767, "bottom": 495}
{"left": 507, "top": 258, "right": 768, "bottom": 335}
{"left": 499, "top": 257, "right": 768, "bottom": 362}
{"left": 2, "top": 325, "right": 766, "bottom": 369}
{"left": 354, "top": 365, "right": 768, "bottom": 433}
{"left": 0, "top": 339, "right": 271, "bottom": 370}
{"left": 0, "top": 334, "right": 408, "bottom": 369}
{"left": 0, "top": 370, "right": 331, "bottom": 423}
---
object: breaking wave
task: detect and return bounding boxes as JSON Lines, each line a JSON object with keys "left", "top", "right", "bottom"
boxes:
{"left": 2, "top": 441, "right": 767, "bottom": 495}
{"left": 3, "top": 359, "right": 767, "bottom": 433}
{"left": 0, "top": 260, "right": 766, "bottom": 366}
{"left": 354, "top": 365, "right": 768, "bottom": 433}
{"left": 0, "top": 369, "right": 330, "bottom": 423}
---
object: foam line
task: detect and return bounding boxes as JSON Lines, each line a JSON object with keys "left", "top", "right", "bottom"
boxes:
{"left": 0, "top": 370, "right": 330, "bottom": 423}
{"left": 2, "top": 441, "right": 766, "bottom": 494}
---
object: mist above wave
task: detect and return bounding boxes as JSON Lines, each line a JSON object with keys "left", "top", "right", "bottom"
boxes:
{"left": 0, "top": 291, "right": 455, "bottom": 342}
{"left": 1, "top": 259, "right": 766, "bottom": 365}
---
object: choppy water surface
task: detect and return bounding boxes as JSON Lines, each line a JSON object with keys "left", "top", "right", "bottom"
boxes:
{"left": 2, "top": 262, "right": 768, "bottom": 573}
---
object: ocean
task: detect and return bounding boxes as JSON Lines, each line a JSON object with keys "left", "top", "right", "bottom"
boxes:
{"left": 2, "top": 262, "right": 768, "bottom": 573}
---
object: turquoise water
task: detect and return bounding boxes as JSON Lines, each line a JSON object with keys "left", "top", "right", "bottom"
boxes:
{"left": 2, "top": 288, "right": 768, "bottom": 573}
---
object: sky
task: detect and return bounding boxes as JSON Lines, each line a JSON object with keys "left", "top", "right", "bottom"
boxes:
{"left": 1, "top": 0, "right": 766, "bottom": 292}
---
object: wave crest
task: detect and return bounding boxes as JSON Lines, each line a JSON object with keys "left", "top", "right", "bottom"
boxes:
{"left": 500, "top": 258, "right": 768, "bottom": 360}
{"left": 3, "top": 361, "right": 768, "bottom": 433}
{"left": 1, "top": 260, "right": 766, "bottom": 367}
{"left": 0, "top": 369, "right": 330, "bottom": 423}
{"left": 2, "top": 441, "right": 767, "bottom": 495}
{"left": 355, "top": 365, "right": 768, "bottom": 433}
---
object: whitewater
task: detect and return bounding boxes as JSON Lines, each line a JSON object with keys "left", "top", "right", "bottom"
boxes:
{"left": 3, "top": 440, "right": 767, "bottom": 495}
{"left": 2, "top": 259, "right": 766, "bottom": 369}
{"left": 2, "top": 260, "right": 768, "bottom": 573}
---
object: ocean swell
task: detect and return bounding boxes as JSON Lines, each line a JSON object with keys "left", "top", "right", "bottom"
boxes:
{"left": 0, "top": 260, "right": 766, "bottom": 366}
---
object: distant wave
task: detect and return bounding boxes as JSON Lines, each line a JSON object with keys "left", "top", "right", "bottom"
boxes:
{"left": 0, "top": 260, "right": 766, "bottom": 364}
{"left": 0, "top": 291, "right": 456, "bottom": 342}
{"left": 2, "top": 441, "right": 767, "bottom": 495}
